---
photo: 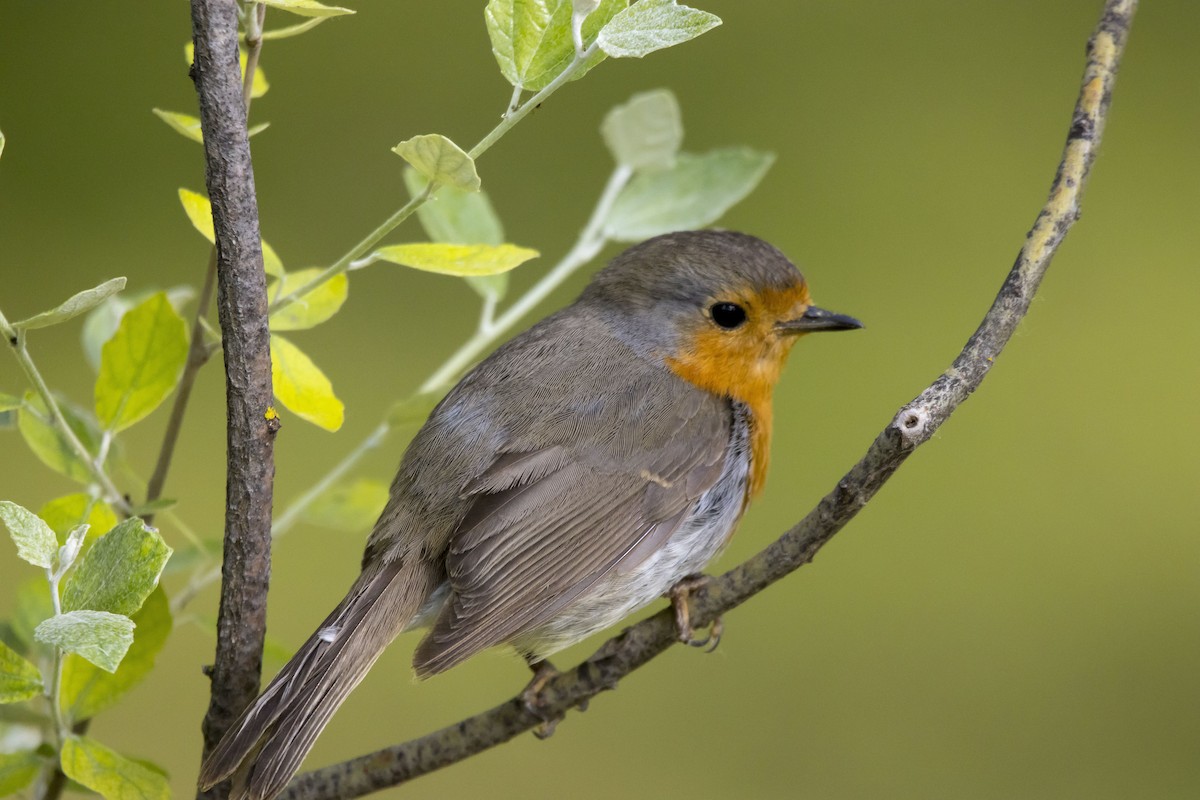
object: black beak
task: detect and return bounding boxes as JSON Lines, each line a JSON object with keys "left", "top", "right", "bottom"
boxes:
{"left": 777, "top": 305, "right": 864, "bottom": 334}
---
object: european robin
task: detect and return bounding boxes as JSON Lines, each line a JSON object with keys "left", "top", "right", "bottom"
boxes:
{"left": 200, "top": 230, "right": 862, "bottom": 799}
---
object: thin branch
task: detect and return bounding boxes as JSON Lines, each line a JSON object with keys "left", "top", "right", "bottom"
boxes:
{"left": 279, "top": 1, "right": 1138, "bottom": 797}
{"left": 190, "top": 1, "right": 276, "bottom": 798}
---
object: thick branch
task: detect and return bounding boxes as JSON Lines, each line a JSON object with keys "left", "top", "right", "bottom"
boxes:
{"left": 190, "top": 1, "right": 275, "bottom": 797}
{"left": 281, "top": 2, "right": 1136, "bottom": 798}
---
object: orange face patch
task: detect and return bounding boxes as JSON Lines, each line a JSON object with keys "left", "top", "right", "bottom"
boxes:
{"left": 665, "top": 281, "right": 812, "bottom": 499}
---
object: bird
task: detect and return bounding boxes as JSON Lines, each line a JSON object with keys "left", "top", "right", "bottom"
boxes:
{"left": 198, "top": 230, "right": 862, "bottom": 799}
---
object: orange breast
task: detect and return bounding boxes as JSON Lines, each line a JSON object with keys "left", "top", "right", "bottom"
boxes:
{"left": 664, "top": 283, "right": 810, "bottom": 500}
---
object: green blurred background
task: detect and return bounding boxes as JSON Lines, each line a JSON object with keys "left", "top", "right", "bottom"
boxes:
{"left": 2, "top": 1, "right": 1198, "bottom": 797}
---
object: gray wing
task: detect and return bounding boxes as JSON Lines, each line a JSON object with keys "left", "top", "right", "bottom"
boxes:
{"left": 411, "top": 363, "right": 730, "bottom": 676}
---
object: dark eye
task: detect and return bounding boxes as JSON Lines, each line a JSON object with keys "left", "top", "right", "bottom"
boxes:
{"left": 710, "top": 302, "right": 747, "bottom": 330}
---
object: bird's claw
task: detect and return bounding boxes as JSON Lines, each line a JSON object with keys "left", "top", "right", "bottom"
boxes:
{"left": 668, "top": 574, "right": 723, "bottom": 652}
{"left": 521, "top": 658, "right": 563, "bottom": 739}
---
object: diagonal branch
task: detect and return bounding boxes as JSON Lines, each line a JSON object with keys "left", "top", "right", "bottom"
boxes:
{"left": 279, "top": 1, "right": 1137, "bottom": 798}
{"left": 189, "top": 1, "right": 276, "bottom": 798}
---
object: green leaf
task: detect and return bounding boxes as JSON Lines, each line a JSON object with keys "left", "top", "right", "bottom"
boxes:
{"left": 403, "top": 170, "right": 509, "bottom": 301}
{"left": 392, "top": 134, "right": 481, "bottom": 192}
{"left": 0, "top": 392, "right": 20, "bottom": 412}
{"left": 262, "top": 240, "right": 285, "bottom": 278}
{"left": 178, "top": 187, "right": 215, "bottom": 243}
{"left": 62, "top": 518, "right": 172, "bottom": 617}
{"left": 601, "top": 88, "right": 682, "bottom": 170}
{"left": 301, "top": 478, "right": 389, "bottom": 533}
{"left": 16, "top": 393, "right": 103, "bottom": 484}
{"left": 260, "top": 0, "right": 355, "bottom": 17}
{"left": 370, "top": 243, "right": 539, "bottom": 277}
{"left": 186, "top": 42, "right": 268, "bottom": 98}
{"left": 61, "top": 587, "right": 172, "bottom": 722}
{"left": 262, "top": 17, "right": 328, "bottom": 40}
{"left": 39, "top": 495, "right": 118, "bottom": 546}
{"left": 152, "top": 109, "right": 203, "bottom": 143}
{"left": 604, "top": 148, "right": 774, "bottom": 241}
{"left": 35, "top": 611, "right": 134, "bottom": 674}
{"left": 152, "top": 109, "right": 269, "bottom": 144}
{"left": 268, "top": 269, "right": 348, "bottom": 331}
{"left": 0, "top": 128, "right": 5, "bottom": 160}
{"left": 94, "top": 293, "right": 188, "bottom": 433}
{"left": 0, "top": 641, "right": 42, "bottom": 703}
{"left": 403, "top": 169, "right": 504, "bottom": 245}
{"left": 80, "top": 286, "right": 194, "bottom": 373}
{"left": 270, "top": 334, "right": 344, "bottom": 431}
{"left": 61, "top": 737, "right": 170, "bottom": 800}
{"left": 0, "top": 501, "right": 58, "bottom": 569}
{"left": 485, "top": 0, "right": 627, "bottom": 91}
{"left": 13, "top": 278, "right": 128, "bottom": 332}
{"left": 597, "top": 0, "right": 721, "bottom": 58}
{"left": 0, "top": 751, "right": 41, "bottom": 796}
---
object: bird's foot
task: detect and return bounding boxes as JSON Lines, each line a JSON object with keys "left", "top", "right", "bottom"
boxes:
{"left": 668, "top": 574, "right": 723, "bottom": 653}
{"left": 521, "top": 658, "right": 563, "bottom": 739}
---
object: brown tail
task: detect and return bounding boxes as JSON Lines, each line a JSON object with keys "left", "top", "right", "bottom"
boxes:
{"left": 198, "top": 558, "right": 437, "bottom": 800}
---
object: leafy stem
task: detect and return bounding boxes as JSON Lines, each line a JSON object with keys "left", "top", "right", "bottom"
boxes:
{"left": 0, "top": 309, "right": 130, "bottom": 515}
{"left": 266, "top": 41, "right": 603, "bottom": 318}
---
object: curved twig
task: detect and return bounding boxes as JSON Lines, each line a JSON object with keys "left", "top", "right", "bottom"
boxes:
{"left": 280, "top": 1, "right": 1137, "bottom": 797}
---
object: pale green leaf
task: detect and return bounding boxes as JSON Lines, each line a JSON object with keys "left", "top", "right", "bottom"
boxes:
{"left": 403, "top": 169, "right": 504, "bottom": 245}
{"left": 301, "top": 478, "right": 389, "bottom": 532}
{"left": 262, "top": 239, "right": 285, "bottom": 278}
{"left": 94, "top": 293, "right": 188, "bottom": 432}
{"left": 80, "top": 286, "right": 194, "bottom": 373}
{"left": 597, "top": 0, "right": 721, "bottom": 58}
{"left": 179, "top": 188, "right": 215, "bottom": 243}
{"left": 39, "top": 495, "right": 119, "bottom": 544}
{"left": 153, "top": 110, "right": 268, "bottom": 144}
{"left": 186, "top": 43, "right": 268, "bottom": 98}
{"left": 260, "top": 0, "right": 354, "bottom": 17}
{"left": 16, "top": 393, "right": 103, "bottom": 484}
{"left": 270, "top": 334, "right": 344, "bottom": 431}
{"left": 0, "top": 501, "right": 58, "bottom": 569}
{"left": 0, "top": 751, "right": 41, "bottom": 796}
{"left": 13, "top": 278, "right": 128, "bottom": 332}
{"left": 0, "top": 392, "right": 20, "bottom": 412}
{"left": 61, "top": 587, "right": 172, "bottom": 722}
{"left": 152, "top": 108, "right": 203, "bottom": 143}
{"left": 35, "top": 611, "right": 134, "bottom": 674}
{"left": 0, "top": 641, "right": 42, "bottom": 703}
{"left": 485, "top": 0, "right": 627, "bottom": 91}
{"left": 61, "top": 737, "right": 169, "bottom": 800}
{"left": 0, "top": 129, "right": 5, "bottom": 160}
{"left": 393, "top": 134, "right": 480, "bottom": 192}
{"left": 404, "top": 170, "right": 508, "bottom": 300}
{"left": 371, "top": 243, "right": 539, "bottom": 277}
{"left": 604, "top": 148, "right": 774, "bottom": 241}
{"left": 601, "top": 88, "right": 682, "bottom": 170}
{"left": 262, "top": 17, "right": 327, "bottom": 40}
{"left": 62, "top": 518, "right": 172, "bottom": 617}
{"left": 268, "top": 269, "right": 348, "bottom": 331}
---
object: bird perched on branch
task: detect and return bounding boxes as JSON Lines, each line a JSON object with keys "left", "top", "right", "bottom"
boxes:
{"left": 199, "top": 230, "right": 862, "bottom": 800}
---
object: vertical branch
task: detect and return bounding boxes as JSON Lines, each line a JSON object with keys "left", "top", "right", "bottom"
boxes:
{"left": 189, "top": 1, "right": 275, "bottom": 796}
